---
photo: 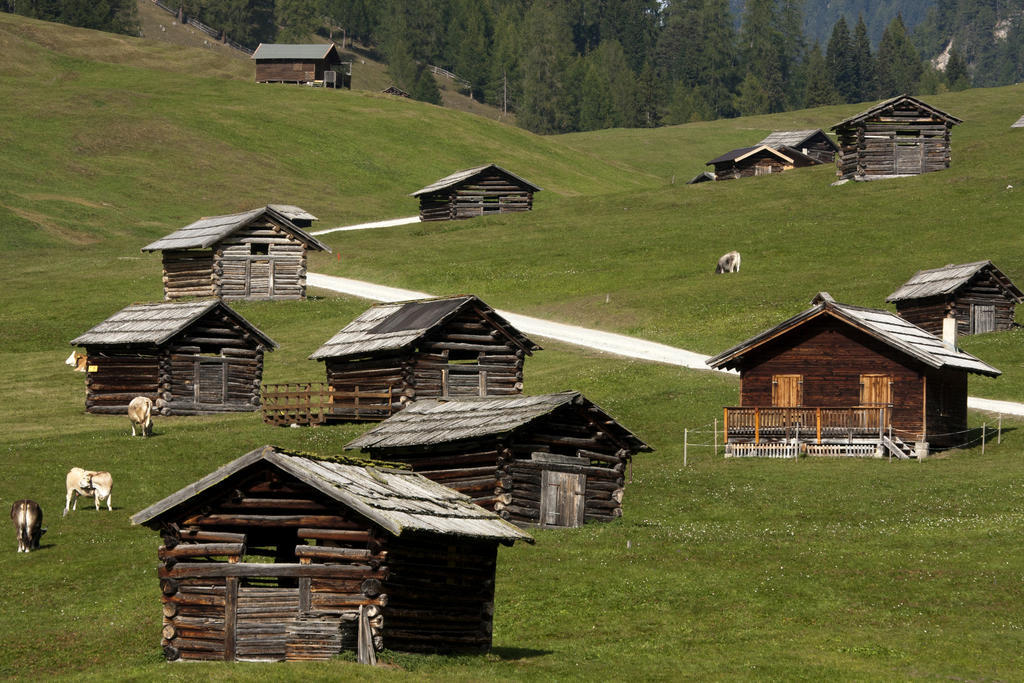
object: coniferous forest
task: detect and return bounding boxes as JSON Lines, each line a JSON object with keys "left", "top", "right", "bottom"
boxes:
{"left": 6, "top": 0, "right": 1024, "bottom": 133}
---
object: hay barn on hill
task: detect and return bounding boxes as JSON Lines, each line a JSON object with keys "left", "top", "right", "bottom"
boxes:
{"left": 706, "top": 145, "right": 817, "bottom": 180}
{"left": 131, "top": 445, "right": 532, "bottom": 662}
{"left": 756, "top": 129, "right": 839, "bottom": 164}
{"left": 251, "top": 43, "right": 350, "bottom": 87}
{"left": 886, "top": 261, "right": 1022, "bottom": 336}
{"left": 345, "top": 391, "right": 652, "bottom": 528}
{"left": 263, "top": 295, "right": 539, "bottom": 425}
{"left": 411, "top": 164, "right": 541, "bottom": 221}
{"left": 707, "top": 293, "right": 1000, "bottom": 457}
{"left": 70, "top": 300, "right": 276, "bottom": 416}
{"left": 831, "top": 94, "right": 962, "bottom": 180}
{"left": 142, "top": 205, "right": 330, "bottom": 301}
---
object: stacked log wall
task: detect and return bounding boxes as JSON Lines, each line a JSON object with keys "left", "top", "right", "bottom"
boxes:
{"left": 418, "top": 172, "right": 534, "bottom": 222}
{"left": 894, "top": 271, "right": 1016, "bottom": 336}
{"left": 325, "top": 354, "right": 411, "bottom": 419}
{"left": 162, "top": 250, "right": 214, "bottom": 300}
{"left": 834, "top": 106, "right": 953, "bottom": 180}
{"left": 255, "top": 59, "right": 335, "bottom": 83}
{"left": 378, "top": 441, "right": 503, "bottom": 510}
{"left": 84, "top": 349, "right": 161, "bottom": 414}
{"left": 214, "top": 218, "right": 309, "bottom": 301}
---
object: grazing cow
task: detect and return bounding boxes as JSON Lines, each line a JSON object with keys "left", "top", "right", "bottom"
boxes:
{"left": 11, "top": 500, "right": 44, "bottom": 552}
{"left": 64, "top": 468, "right": 113, "bottom": 517}
{"left": 128, "top": 396, "right": 153, "bottom": 437}
{"left": 65, "top": 351, "right": 87, "bottom": 372}
{"left": 715, "top": 250, "right": 741, "bottom": 274}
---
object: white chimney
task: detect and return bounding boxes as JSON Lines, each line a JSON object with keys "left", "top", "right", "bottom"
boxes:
{"left": 942, "top": 315, "right": 957, "bottom": 349}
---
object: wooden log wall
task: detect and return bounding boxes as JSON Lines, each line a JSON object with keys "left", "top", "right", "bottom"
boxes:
{"left": 214, "top": 218, "right": 309, "bottom": 301}
{"left": 84, "top": 349, "right": 160, "bottom": 414}
{"left": 835, "top": 107, "right": 953, "bottom": 180}
{"left": 418, "top": 172, "right": 534, "bottom": 222}
{"left": 895, "top": 272, "right": 1016, "bottom": 336}
{"left": 325, "top": 355, "right": 411, "bottom": 419}
{"left": 161, "top": 249, "right": 214, "bottom": 300}
{"left": 391, "top": 441, "right": 504, "bottom": 510}
{"left": 255, "top": 59, "right": 334, "bottom": 83}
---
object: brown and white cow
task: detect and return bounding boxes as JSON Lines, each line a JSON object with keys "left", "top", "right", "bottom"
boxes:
{"left": 11, "top": 500, "right": 44, "bottom": 552}
{"left": 128, "top": 396, "right": 153, "bottom": 437}
{"left": 715, "top": 250, "right": 741, "bottom": 274}
{"left": 64, "top": 468, "right": 113, "bottom": 517}
{"left": 65, "top": 351, "right": 87, "bottom": 372}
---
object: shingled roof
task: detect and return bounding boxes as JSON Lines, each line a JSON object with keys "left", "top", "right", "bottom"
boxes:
{"left": 886, "top": 261, "right": 1023, "bottom": 303}
{"left": 756, "top": 129, "right": 838, "bottom": 152}
{"left": 410, "top": 164, "right": 542, "bottom": 197}
{"left": 251, "top": 43, "right": 340, "bottom": 61}
{"left": 706, "top": 294, "right": 1000, "bottom": 377}
{"left": 70, "top": 300, "right": 277, "bottom": 348}
{"left": 141, "top": 206, "right": 330, "bottom": 253}
{"left": 309, "top": 295, "right": 539, "bottom": 361}
{"left": 706, "top": 145, "right": 800, "bottom": 166}
{"left": 831, "top": 94, "right": 963, "bottom": 129}
{"left": 344, "top": 391, "right": 652, "bottom": 452}
{"left": 131, "top": 445, "right": 533, "bottom": 544}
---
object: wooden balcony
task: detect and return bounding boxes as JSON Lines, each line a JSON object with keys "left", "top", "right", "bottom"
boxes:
{"left": 261, "top": 382, "right": 395, "bottom": 425}
{"left": 723, "top": 406, "right": 889, "bottom": 444}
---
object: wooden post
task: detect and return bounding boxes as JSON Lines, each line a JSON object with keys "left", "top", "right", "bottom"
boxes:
{"left": 982, "top": 422, "right": 986, "bottom": 454}
{"left": 723, "top": 408, "right": 728, "bottom": 445}
{"left": 816, "top": 407, "right": 821, "bottom": 444}
{"left": 755, "top": 408, "right": 760, "bottom": 444}
{"left": 714, "top": 418, "right": 718, "bottom": 458}
{"left": 998, "top": 414, "right": 1002, "bottom": 444}
{"left": 794, "top": 424, "right": 799, "bottom": 460}
{"left": 683, "top": 428, "right": 688, "bottom": 467}
{"left": 224, "top": 576, "right": 238, "bottom": 661}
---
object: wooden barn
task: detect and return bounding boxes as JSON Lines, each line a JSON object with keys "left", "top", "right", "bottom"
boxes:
{"left": 70, "top": 301, "right": 276, "bottom": 416}
{"left": 706, "top": 145, "right": 817, "bottom": 180}
{"left": 345, "top": 391, "right": 652, "bottom": 527}
{"left": 706, "top": 293, "right": 1000, "bottom": 457}
{"left": 130, "top": 445, "right": 532, "bottom": 662}
{"left": 886, "top": 261, "right": 1022, "bottom": 336}
{"left": 410, "top": 164, "right": 541, "bottom": 221}
{"left": 251, "top": 43, "right": 350, "bottom": 87}
{"left": 831, "top": 94, "right": 962, "bottom": 180}
{"left": 756, "top": 129, "right": 839, "bottom": 164}
{"left": 142, "top": 205, "right": 330, "bottom": 301}
{"left": 263, "top": 295, "right": 539, "bottom": 425}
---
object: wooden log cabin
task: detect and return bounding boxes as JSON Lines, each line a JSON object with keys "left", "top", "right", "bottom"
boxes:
{"left": 706, "top": 144, "right": 818, "bottom": 181}
{"left": 70, "top": 300, "right": 276, "bottom": 416}
{"left": 706, "top": 292, "right": 1000, "bottom": 457}
{"left": 410, "top": 164, "right": 541, "bottom": 221}
{"left": 831, "top": 94, "right": 962, "bottom": 180}
{"left": 345, "top": 391, "right": 652, "bottom": 527}
{"left": 142, "top": 205, "right": 330, "bottom": 301}
{"left": 756, "top": 129, "right": 839, "bottom": 164}
{"left": 886, "top": 261, "right": 1022, "bottom": 336}
{"left": 130, "top": 445, "right": 532, "bottom": 662}
{"left": 268, "top": 295, "right": 540, "bottom": 423}
{"left": 251, "top": 43, "right": 350, "bottom": 87}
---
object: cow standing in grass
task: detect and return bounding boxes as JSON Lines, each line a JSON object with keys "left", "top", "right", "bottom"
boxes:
{"left": 11, "top": 500, "right": 44, "bottom": 552}
{"left": 128, "top": 396, "right": 153, "bottom": 437}
{"left": 64, "top": 468, "right": 113, "bottom": 517}
{"left": 715, "top": 250, "right": 741, "bottom": 274}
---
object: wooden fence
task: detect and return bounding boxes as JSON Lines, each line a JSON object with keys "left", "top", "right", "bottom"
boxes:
{"left": 261, "top": 382, "right": 395, "bottom": 426}
{"left": 724, "top": 406, "right": 888, "bottom": 444}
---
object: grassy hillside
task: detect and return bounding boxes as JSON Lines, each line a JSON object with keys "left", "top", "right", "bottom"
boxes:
{"left": 2, "top": 13, "right": 1024, "bottom": 680}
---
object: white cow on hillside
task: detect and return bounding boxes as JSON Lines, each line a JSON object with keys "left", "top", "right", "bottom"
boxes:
{"left": 64, "top": 468, "right": 113, "bottom": 517}
{"left": 715, "top": 250, "right": 741, "bottom": 274}
{"left": 128, "top": 396, "right": 153, "bottom": 437}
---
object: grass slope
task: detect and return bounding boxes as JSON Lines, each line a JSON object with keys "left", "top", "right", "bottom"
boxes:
{"left": 1, "top": 13, "right": 1023, "bottom": 680}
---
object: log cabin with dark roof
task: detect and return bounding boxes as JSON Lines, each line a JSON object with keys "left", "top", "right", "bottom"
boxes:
{"left": 130, "top": 445, "right": 532, "bottom": 662}
{"left": 706, "top": 293, "right": 1000, "bottom": 457}
{"left": 706, "top": 145, "right": 817, "bottom": 181}
{"left": 886, "top": 261, "right": 1022, "bottom": 336}
{"left": 251, "top": 43, "right": 349, "bottom": 86}
{"left": 70, "top": 301, "right": 276, "bottom": 416}
{"left": 411, "top": 164, "right": 541, "bottom": 221}
{"left": 831, "top": 94, "right": 962, "bottom": 180}
{"left": 142, "top": 205, "right": 330, "bottom": 301}
{"left": 345, "top": 391, "right": 652, "bottom": 527}
{"left": 756, "top": 129, "right": 839, "bottom": 164}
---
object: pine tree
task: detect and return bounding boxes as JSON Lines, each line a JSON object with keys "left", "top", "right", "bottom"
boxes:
{"left": 850, "top": 15, "right": 876, "bottom": 103}
{"left": 486, "top": 4, "right": 523, "bottom": 115}
{"left": 275, "top": 0, "right": 319, "bottom": 42}
{"left": 803, "top": 42, "right": 842, "bottom": 108}
{"left": 580, "top": 62, "right": 613, "bottom": 130}
{"left": 875, "top": 14, "right": 923, "bottom": 97}
{"left": 738, "top": 0, "right": 786, "bottom": 114}
{"left": 944, "top": 44, "right": 970, "bottom": 91}
{"left": 697, "top": 0, "right": 738, "bottom": 119}
{"left": 825, "top": 16, "right": 855, "bottom": 103}
{"left": 518, "top": 3, "right": 576, "bottom": 134}
{"left": 446, "top": 0, "right": 491, "bottom": 101}
{"left": 411, "top": 66, "right": 442, "bottom": 105}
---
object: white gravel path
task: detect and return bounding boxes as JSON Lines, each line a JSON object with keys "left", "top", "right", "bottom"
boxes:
{"left": 311, "top": 216, "right": 420, "bottom": 236}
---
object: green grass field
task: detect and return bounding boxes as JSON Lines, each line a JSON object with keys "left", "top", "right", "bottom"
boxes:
{"left": 2, "top": 13, "right": 1024, "bottom": 680}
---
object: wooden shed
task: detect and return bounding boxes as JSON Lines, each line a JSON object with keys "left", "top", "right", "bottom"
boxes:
{"left": 251, "top": 43, "right": 350, "bottom": 87}
{"left": 130, "top": 445, "right": 532, "bottom": 662}
{"left": 263, "top": 296, "right": 539, "bottom": 425}
{"left": 70, "top": 300, "right": 276, "bottom": 416}
{"left": 886, "top": 261, "right": 1022, "bottom": 336}
{"left": 345, "top": 391, "right": 652, "bottom": 527}
{"left": 706, "top": 292, "right": 1000, "bottom": 456}
{"left": 756, "top": 129, "right": 839, "bottom": 164}
{"left": 410, "top": 164, "right": 541, "bottom": 221}
{"left": 831, "top": 94, "right": 962, "bottom": 180}
{"left": 141, "top": 205, "right": 330, "bottom": 301}
{"left": 706, "top": 145, "right": 817, "bottom": 180}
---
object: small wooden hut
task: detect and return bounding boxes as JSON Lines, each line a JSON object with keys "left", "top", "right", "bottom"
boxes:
{"left": 831, "top": 94, "right": 962, "bottom": 180}
{"left": 706, "top": 145, "right": 817, "bottom": 180}
{"left": 886, "top": 261, "right": 1022, "bottom": 336}
{"left": 410, "top": 164, "right": 541, "bottom": 221}
{"left": 70, "top": 300, "right": 276, "bottom": 416}
{"left": 130, "top": 445, "right": 532, "bottom": 662}
{"left": 345, "top": 391, "right": 652, "bottom": 527}
{"left": 382, "top": 85, "right": 410, "bottom": 97}
{"left": 756, "top": 129, "right": 839, "bottom": 164}
{"left": 251, "top": 43, "right": 350, "bottom": 87}
{"left": 264, "top": 295, "right": 540, "bottom": 424}
{"left": 706, "top": 293, "right": 1000, "bottom": 456}
{"left": 142, "top": 205, "right": 330, "bottom": 301}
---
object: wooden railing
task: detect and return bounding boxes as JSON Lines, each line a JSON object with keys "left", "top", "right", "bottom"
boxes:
{"left": 261, "top": 382, "right": 394, "bottom": 426}
{"left": 723, "top": 406, "right": 888, "bottom": 443}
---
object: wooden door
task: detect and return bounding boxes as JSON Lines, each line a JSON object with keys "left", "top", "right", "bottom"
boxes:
{"left": 194, "top": 358, "right": 227, "bottom": 405}
{"left": 771, "top": 374, "right": 802, "bottom": 407}
{"left": 247, "top": 259, "right": 273, "bottom": 298}
{"left": 895, "top": 139, "right": 923, "bottom": 174}
{"left": 971, "top": 304, "right": 995, "bottom": 334}
{"left": 540, "top": 470, "right": 586, "bottom": 528}
{"left": 859, "top": 374, "right": 892, "bottom": 428}
{"left": 441, "top": 366, "right": 486, "bottom": 397}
